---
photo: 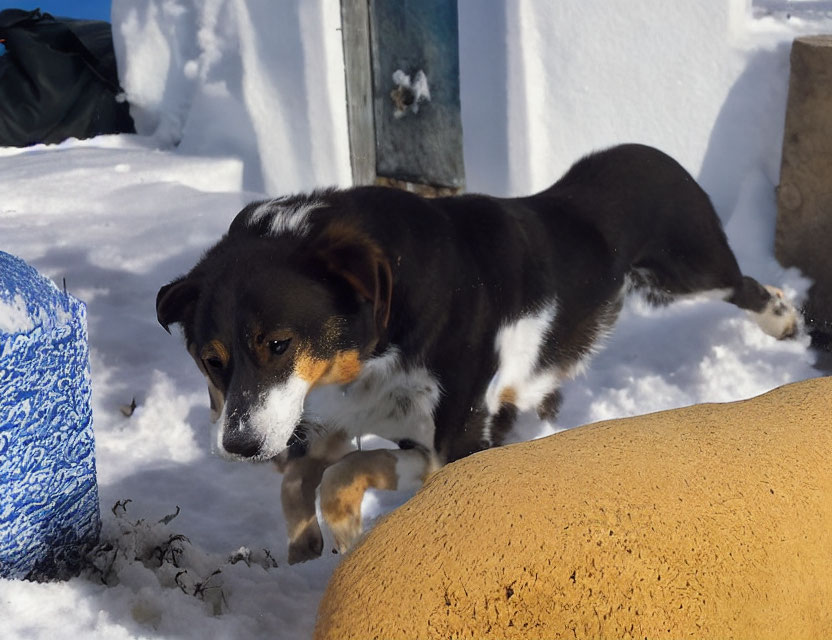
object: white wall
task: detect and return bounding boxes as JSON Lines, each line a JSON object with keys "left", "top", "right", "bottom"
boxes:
{"left": 459, "top": 0, "right": 832, "bottom": 221}
{"left": 112, "top": 0, "right": 352, "bottom": 195}
{"left": 112, "top": 0, "right": 832, "bottom": 221}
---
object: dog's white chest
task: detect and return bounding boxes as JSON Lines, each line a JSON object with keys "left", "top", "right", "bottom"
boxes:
{"left": 304, "top": 348, "right": 439, "bottom": 448}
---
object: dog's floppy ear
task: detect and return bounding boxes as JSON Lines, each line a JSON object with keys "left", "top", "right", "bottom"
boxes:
{"left": 314, "top": 222, "right": 393, "bottom": 333}
{"left": 156, "top": 276, "right": 201, "bottom": 334}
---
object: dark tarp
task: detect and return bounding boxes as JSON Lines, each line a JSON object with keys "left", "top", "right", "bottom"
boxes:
{"left": 0, "top": 8, "right": 134, "bottom": 147}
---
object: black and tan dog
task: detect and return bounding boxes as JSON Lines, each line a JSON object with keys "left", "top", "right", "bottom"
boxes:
{"left": 157, "top": 144, "right": 798, "bottom": 562}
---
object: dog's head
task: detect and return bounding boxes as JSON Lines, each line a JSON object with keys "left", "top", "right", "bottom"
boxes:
{"left": 156, "top": 202, "right": 392, "bottom": 460}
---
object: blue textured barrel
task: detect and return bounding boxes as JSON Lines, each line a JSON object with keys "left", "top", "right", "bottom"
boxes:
{"left": 0, "top": 251, "right": 99, "bottom": 580}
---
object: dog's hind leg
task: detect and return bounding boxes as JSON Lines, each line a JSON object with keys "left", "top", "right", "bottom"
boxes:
{"left": 630, "top": 252, "right": 799, "bottom": 340}
{"left": 277, "top": 429, "right": 353, "bottom": 564}
{"left": 634, "top": 263, "right": 800, "bottom": 340}
{"left": 319, "top": 444, "right": 439, "bottom": 553}
{"left": 621, "top": 182, "right": 800, "bottom": 340}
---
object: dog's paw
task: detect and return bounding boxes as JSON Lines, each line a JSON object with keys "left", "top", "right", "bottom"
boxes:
{"left": 287, "top": 519, "right": 324, "bottom": 564}
{"left": 320, "top": 490, "right": 363, "bottom": 554}
{"left": 325, "top": 511, "right": 363, "bottom": 554}
{"left": 319, "top": 468, "right": 365, "bottom": 554}
{"left": 319, "top": 449, "right": 403, "bottom": 553}
{"left": 751, "top": 286, "right": 800, "bottom": 340}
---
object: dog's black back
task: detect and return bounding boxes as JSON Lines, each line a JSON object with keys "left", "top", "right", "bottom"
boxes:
{"left": 159, "top": 143, "right": 792, "bottom": 465}
{"left": 290, "top": 145, "right": 745, "bottom": 460}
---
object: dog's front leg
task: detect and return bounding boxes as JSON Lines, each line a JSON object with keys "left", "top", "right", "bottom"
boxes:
{"left": 320, "top": 445, "right": 438, "bottom": 553}
{"left": 277, "top": 430, "right": 353, "bottom": 564}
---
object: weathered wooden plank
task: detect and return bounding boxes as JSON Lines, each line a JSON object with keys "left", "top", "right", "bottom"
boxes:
{"left": 340, "top": 0, "right": 376, "bottom": 185}
{"left": 776, "top": 34, "right": 832, "bottom": 344}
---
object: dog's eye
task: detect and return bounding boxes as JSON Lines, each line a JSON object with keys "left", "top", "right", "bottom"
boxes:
{"left": 204, "top": 356, "right": 224, "bottom": 370}
{"left": 269, "top": 338, "right": 292, "bottom": 356}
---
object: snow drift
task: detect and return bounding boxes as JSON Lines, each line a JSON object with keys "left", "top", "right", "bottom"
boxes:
{"left": 0, "top": 0, "right": 830, "bottom": 638}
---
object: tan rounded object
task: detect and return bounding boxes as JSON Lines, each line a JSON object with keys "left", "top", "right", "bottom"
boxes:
{"left": 315, "top": 377, "right": 832, "bottom": 639}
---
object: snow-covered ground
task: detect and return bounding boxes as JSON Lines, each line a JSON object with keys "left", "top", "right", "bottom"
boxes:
{"left": 2, "top": 1, "right": 831, "bottom": 638}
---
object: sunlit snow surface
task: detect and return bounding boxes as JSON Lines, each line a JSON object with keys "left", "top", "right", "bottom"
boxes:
{"left": 0, "top": 1, "right": 829, "bottom": 637}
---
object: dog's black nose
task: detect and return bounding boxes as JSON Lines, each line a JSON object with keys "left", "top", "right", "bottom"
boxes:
{"left": 223, "top": 431, "right": 262, "bottom": 458}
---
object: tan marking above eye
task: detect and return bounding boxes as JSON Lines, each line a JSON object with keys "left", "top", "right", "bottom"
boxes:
{"left": 295, "top": 348, "right": 362, "bottom": 387}
{"left": 201, "top": 339, "right": 230, "bottom": 366}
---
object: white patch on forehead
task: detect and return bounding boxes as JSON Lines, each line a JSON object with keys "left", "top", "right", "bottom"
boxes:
{"left": 485, "top": 302, "right": 558, "bottom": 416}
{"left": 247, "top": 196, "right": 323, "bottom": 237}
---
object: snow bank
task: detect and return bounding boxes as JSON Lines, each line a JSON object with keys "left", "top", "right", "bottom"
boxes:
{"left": 111, "top": 0, "right": 352, "bottom": 195}
{"left": 458, "top": 0, "right": 832, "bottom": 212}
{"left": 110, "top": 0, "right": 832, "bottom": 220}
{"left": 1, "top": 1, "right": 830, "bottom": 637}
{"left": 3, "top": 500, "right": 337, "bottom": 639}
